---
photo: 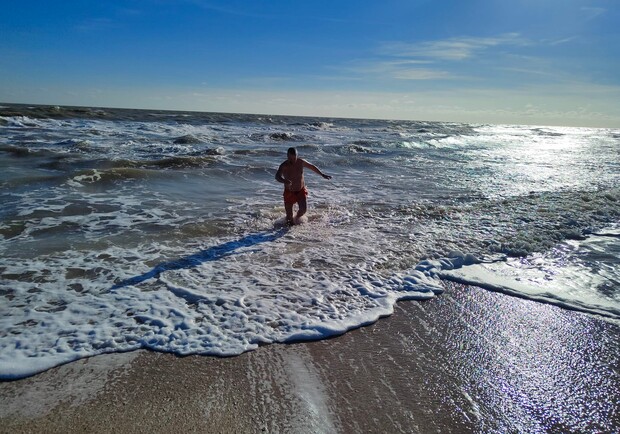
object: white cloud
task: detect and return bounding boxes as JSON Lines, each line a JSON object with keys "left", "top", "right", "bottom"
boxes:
{"left": 340, "top": 59, "right": 450, "bottom": 81}
{"left": 341, "top": 33, "right": 533, "bottom": 83}
{"left": 75, "top": 18, "right": 116, "bottom": 32}
{"left": 581, "top": 7, "right": 606, "bottom": 20}
{"left": 548, "top": 36, "right": 578, "bottom": 46}
{"left": 391, "top": 68, "right": 452, "bottom": 80}
{"left": 380, "top": 33, "right": 527, "bottom": 61}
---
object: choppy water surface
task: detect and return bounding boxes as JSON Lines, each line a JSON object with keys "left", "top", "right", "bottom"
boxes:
{"left": 1, "top": 104, "right": 619, "bottom": 379}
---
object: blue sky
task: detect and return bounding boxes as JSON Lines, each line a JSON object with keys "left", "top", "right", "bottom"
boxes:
{"left": 1, "top": 0, "right": 619, "bottom": 126}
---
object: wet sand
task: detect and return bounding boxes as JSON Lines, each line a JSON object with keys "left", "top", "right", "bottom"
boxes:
{"left": 1, "top": 282, "right": 619, "bottom": 433}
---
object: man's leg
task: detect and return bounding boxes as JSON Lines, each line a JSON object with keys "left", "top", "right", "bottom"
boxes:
{"left": 296, "top": 197, "right": 307, "bottom": 220}
{"left": 285, "top": 201, "right": 295, "bottom": 224}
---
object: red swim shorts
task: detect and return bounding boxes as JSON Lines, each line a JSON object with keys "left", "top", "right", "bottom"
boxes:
{"left": 283, "top": 187, "right": 308, "bottom": 206}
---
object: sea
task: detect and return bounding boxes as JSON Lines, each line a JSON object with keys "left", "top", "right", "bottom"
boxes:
{"left": 1, "top": 104, "right": 619, "bottom": 379}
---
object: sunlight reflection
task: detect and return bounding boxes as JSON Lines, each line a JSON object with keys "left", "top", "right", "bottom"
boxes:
{"left": 464, "top": 125, "right": 611, "bottom": 197}
{"left": 447, "top": 286, "right": 619, "bottom": 432}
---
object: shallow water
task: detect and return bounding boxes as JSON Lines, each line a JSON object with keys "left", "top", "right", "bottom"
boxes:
{"left": 1, "top": 104, "right": 619, "bottom": 379}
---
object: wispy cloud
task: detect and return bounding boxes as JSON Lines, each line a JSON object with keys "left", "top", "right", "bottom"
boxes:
{"left": 182, "top": 0, "right": 371, "bottom": 24}
{"left": 497, "top": 66, "right": 558, "bottom": 78}
{"left": 340, "top": 33, "right": 529, "bottom": 82}
{"left": 74, "top": 7, "right": 143, "bottom": 32}
{"left": 184, "top": 0, "right": 277, "bottom": 19}
{"left": 340, "top": 59, "right": 450, "bottom": 81}
{"left": 581, "top": 7, "right": 606, "bottom": 20}
{"left": 379, "top": 33, "right": 528, "bottom": 61}
{"left": 547, "top": 36, "right": 578, "bottom": 46}
{"left": 75, "top": 18, "right": 116, "bottom": 32}
{"left": 390, "top": 68, "right": 451, "bottom": 80}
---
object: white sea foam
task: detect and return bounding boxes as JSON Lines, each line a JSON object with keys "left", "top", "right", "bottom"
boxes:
{"left": 440, "top": 229, "right": 620, "bottom": 320}
{"left": 0, "top": 208, "right": 446, "bottom": 379}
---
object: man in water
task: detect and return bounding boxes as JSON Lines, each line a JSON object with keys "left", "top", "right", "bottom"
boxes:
{"left": 275, "top": 147, "right": 332, "bottom": 225}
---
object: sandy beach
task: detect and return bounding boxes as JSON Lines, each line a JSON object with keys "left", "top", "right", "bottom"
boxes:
{"left": 1, "top": 282, "right": 618, "bottom": 433}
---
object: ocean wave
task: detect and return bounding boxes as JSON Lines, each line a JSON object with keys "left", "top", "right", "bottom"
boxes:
{"left": 53, "top": 139, "right": 92, "bottom": 151}
{"left": 66, "top": 168, "right": 159, "bottom": 186}
{"left": 289, "top": 121, "right": 334, "bottom": 130}
{"left": 93, "top": 149, "right": 225, "bottom": 171}
{"left": 249, "top": 132, "right": 307, "bottom": 142}
{"left": 339, "top": 143, "right": 384, "bottom": 154}
{"left": 531, "top": 127, "right": 565, "bottom": 137}
{"left": 66, "top": 155, "right": 223, "bottom": 185}
{"left": 173, "top": 134, "right": 205, "bottom": 145}
{"left": 396, "top": 141, "right": 428, "bottom": 149}
{"left": 0, "top": 105, "right": 132, "bottom": 122}
{"left": 233, "top": 148, "right": 282, "bottom": 157}
{"left": 392, "top": 188, "right": 620, "bottom": 262}
{"left": 0, "top": 144, "right": 69, "bottom": 160}
{"left": 145, "top": 154, "right": 221, "bottom": 169}
{"left": 0, "top": 115, "right": 62, "bottom": 129}
{"left": 270, "top": 132, "right": 296, "bottom": 141}
{"left": 439, "top": 258, "right": 620, "bottom": 320}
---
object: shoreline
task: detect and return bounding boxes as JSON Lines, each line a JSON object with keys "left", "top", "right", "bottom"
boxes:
{"left": 2, "top": 282, "right": 619, "bottom": 433}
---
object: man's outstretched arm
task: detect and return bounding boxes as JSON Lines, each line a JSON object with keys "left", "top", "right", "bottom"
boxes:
{"left": 302, "top": 160, "right": 332, "bottom": 180}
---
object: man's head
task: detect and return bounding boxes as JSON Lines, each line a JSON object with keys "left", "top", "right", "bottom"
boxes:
{"left": 287, "top": 147, "right": 297, "bottom": 163}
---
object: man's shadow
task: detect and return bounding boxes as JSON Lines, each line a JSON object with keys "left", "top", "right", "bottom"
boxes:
{"left": 111, "top": 228, "right": 287, "bottom": 291}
